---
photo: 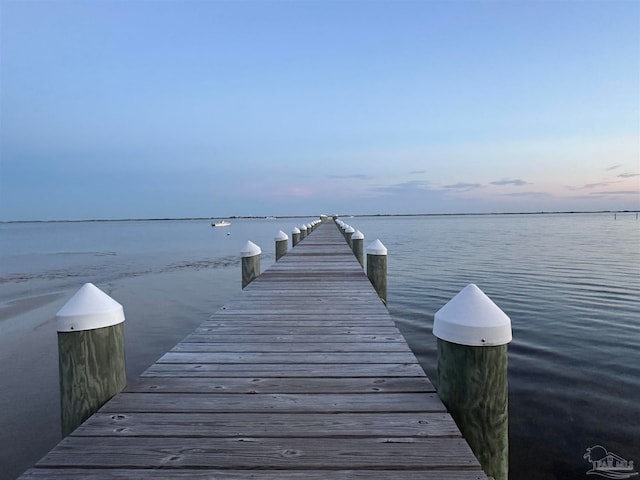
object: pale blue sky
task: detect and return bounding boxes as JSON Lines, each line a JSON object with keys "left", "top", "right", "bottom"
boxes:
{"left": 1, "top": 0, "right": 638, "bottom": 220}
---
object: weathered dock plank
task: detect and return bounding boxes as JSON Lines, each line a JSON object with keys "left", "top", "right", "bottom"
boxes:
{"left": 72, "top": 411, "right": 458, "bottom": 437}
{"left": 36, "top": 437, "right": 481, "bottom": 469}
{"left": 18, "top": 220, "right": 487, "bottom": 479}
{"left": 141, "top": 362, "right": 427, "bottom": 377}
{"left": 170, "top": 341, "right": 412, "bottom": 352}
{"left": 99, "top": 392, "right": 446, "bottom": 413}
{"left": 122, "top": 376, "right": 434, "bottom": 393}
{"left": 21, "top": 469, "right": 488, "bottom": 480}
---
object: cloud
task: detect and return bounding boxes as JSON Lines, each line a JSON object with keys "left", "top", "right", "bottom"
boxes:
{"left": 443, "top": 182, "right": 483, "bottom": 190}
{"left": 501, "top": 191, "right": 551, "bottom": 198}
{"left": 605, "top": 164, "right": 623, "bottom": 171}
{"left": 618, "top": 173, "right": 640, "bottom": 178}
{"left": 589, "top": 190, "right": 640, "bottom": 195}
{"left": 569, "top": 180, "right": 621, "bottom": 190}
{"left": 327, "top": 174, "right": 374, "bottom": 180}
{"left": 375, "top": 180, "right": 432, "bottom": 193}
{"left": 490, "top": 178, "right": 530, "bottom": 186}
{"left": 583, "top": 182, "right": 614, "bottom": 189}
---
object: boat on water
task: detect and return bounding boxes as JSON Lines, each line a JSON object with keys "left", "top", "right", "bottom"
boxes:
{"left": 211, "top": 220, "right": 231, "bottom": 227}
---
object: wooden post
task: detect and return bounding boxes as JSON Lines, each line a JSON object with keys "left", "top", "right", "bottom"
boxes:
{"left": 366, "top": 239, "right": 387, "bottom": 304}
{"left": 275, "top": 230, "right": 288, "bottom": 261}
{"left": 300, "top": 224, "right": 307, "bottom": 240}
{"left": 241, "top": 240, "right": 261, "bottom": 288}
{"left": 56, "top": 283, "right": 126, "bottom": 437}
{"left": 292, "top": 227, "right": 301, "bottom": 247}
{"left": 345, "top": 226, "right": 355, "bottom": 248}
{"left": 352, "top": 229, "right": 364, "bottom": 267}
{"left": 433, "top": 283, "right": 512, "bottom": 480}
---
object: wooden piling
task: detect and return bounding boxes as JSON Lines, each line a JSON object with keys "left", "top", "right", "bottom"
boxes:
{"left": 433, "top": 283, "right": 511, "bottom": 480}
{"left": 56, "top": 283, "right": 126, "bottom": 437}
{"left": 275, "top": 230, "right": 288, "bottom": 261}
{"left": 292, "top": 227, "right": 301, "bottom": 247}
{"left": 345, "top": 225, "right": 355, "bottom": 248}
{"left": 352, "top": 229, "right": 364, "bottom": 267}
{"left": 366, "top": 239, "right": 387, "bottom": 304}
{"left": 241, "top": 241, "right": 261, "bottom": 288}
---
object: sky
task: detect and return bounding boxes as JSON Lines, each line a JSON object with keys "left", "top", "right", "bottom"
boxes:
{"left": 1, "top": 0, "right": 638, "bottom": 220}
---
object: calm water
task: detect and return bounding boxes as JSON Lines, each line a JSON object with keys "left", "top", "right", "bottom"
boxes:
{"left": 1, "top": 214, "right": 638, "bottom": 479}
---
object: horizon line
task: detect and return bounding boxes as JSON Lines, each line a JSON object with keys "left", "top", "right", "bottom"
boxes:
{"left": 1, "top": 209, "right": 639, "bottom": 224}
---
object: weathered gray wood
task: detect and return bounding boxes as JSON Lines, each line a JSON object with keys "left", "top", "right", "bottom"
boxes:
{"left": 181, "top": 333, "right": 408, "bottom": 343}
{"left": 141, "top": 362, "right": 426, "bottom": 377}
{"left": 37, "top": 437, "right": 481, "bottom": 469}
{"left": 170, "top": 341, "right": 412, "bottom": 353}
{"left": 192, "top": 326, "right": 403, "bottom": 336}
{"left": 352, "top": 236, "right": 364, "bottom": 267}
{"left": 201, "top": 318, "right": 397, "bottom": 327}
{"left": 57, "top": 322, "right": 126, "bottom": 437}
{"left": 275, "top": 238, "right": 288, "bottom": 261}
{"left": 74, "top": 412, "right": 458, "bottom": 437}
{"left": 157, "top": 351, "right": 418, "bottom": 364}
{"left": 345, "top": 229, "right": 354, "bottom": 247}
{"left": 20, "top": 469, "right": 488, "bottom": 479}
{"left": 367, "top": 253, "right": 387, "bottom": 304}
{"left": 437, "top": 339, "right": 508, "bottom": 480}
{"left": 100, "top": 392, "right": 446, "bottom": 413}
{"left": 241, "top": 254, "right": 260, "bottom": 288}
{"left": 124, "top": 376, "right": 434, "bottom": 393}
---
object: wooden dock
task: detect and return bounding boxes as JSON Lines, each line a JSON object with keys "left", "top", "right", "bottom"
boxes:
{"left": 19, "top": 220, "right": 487, "bottom": 479}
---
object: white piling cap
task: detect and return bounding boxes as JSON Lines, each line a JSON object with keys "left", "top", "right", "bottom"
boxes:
{"left": 352, "top": 229, "right": 364, "bottom": 240}
{"left": 240, "top": 240, "right": 261, "bottom": 257}
{"left": 433, "top": 283, "right": 512, "bottom": 346}
{"left": 56, "top": 283, "right": 125, "bottom": 332}
{"left": 292, "top": 227, "right": 300, "bottom": 234}
{"left": 345, "top": 226, "right": 355, "bottom": 234}
{"left": 366, "top": 239, "right": 387, "bottom": 255}
{"left": 274, "top": 230, "right": 289, "bottom": 241}
{"left": 300, "top": 225, "right": 307, "bottom": 231}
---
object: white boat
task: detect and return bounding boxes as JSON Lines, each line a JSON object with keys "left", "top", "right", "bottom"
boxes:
{"left": 211, "top": 220, "right": 231, "bottom": 227}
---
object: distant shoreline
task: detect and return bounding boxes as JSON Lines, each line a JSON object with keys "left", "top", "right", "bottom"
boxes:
{"left": 1, "top": 210, "right": 638, "bottom": 224}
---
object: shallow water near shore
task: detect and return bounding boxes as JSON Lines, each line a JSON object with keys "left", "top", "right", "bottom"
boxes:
{"left": 1, "top": 214, "right": 638, "bottom": 479}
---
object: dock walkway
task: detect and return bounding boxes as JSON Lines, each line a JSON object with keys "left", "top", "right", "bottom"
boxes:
{"left": 20, "top": 220, "right": 487, "bottom": 479}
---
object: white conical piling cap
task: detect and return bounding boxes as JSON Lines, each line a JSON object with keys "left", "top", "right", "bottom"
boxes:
{"left": 352, "top": 229, "right": 364, "bottom": 240}
{"left": 365, "top": 239, "right": 387, "bottom": 255}
{"left": 274, "top": 230, "right": 289, "bottom": 241}
{"left": 240, "top": 240, "right": 261, "bottom": 257}
{"left": 345, "top": 226, "right": 355, "bottom": 234}
{"left": 433, "top": 283, "right": 512, "bottom": 347}
{"left": 292, "top": 227, "right": 300, "bottom": 234}
{"left": 300, "top": 225, "right": 307, "bottom": 231}
{"left": 56, "top": 283, "right": 125, "bottom": 332}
